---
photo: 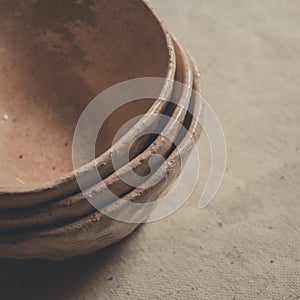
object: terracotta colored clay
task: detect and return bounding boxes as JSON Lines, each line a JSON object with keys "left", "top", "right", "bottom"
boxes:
{"left": 0, "top": 36, "right": 192, "bottom": 230}
{"left": 0, "top": 51, "right": 203, "bottom": 260}
{"left": 0, "top": 0, "right": 176, "bottom": 209}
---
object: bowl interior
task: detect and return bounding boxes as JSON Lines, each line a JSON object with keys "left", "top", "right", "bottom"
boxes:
{"left": 0, "top": 0, "right": 170, "bottom": 187}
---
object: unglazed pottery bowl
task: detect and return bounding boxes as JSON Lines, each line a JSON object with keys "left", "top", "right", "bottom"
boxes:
{"left": 0, "top": 0, "right": 176, "bottom": 209}
{"left": 0, "top": 52, "right": 203, "bottom": 261}
{"left": 0, "top": 36, "right": 192, "bottom": 230}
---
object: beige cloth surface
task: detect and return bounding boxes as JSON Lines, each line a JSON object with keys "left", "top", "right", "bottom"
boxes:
{"left": 0, "top": 0, "right": 299, "bottom": 299}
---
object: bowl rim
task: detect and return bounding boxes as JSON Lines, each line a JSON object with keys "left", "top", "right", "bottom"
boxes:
{"left": 0, "top": 49, "right": 204, "bottom": 261}
{"left": 0, "top": 35, "right": 193, "bottom": 230}
{"left": 0, "top": 0, "right": 176, "bottom": 204}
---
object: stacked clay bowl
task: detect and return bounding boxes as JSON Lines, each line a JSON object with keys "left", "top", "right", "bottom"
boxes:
{"left": 0, "top": 0, "right": 203, "bottom": 260}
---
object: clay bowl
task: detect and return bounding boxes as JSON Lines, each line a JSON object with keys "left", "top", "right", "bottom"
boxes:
{"left": 0, "top": 0, "right": 176, "bottom": 209}
{"left": 0, "top": 52, "right": 203, "bottom": 261}
{"left": 0, "top": 36, "right": 192, "bottom": 230}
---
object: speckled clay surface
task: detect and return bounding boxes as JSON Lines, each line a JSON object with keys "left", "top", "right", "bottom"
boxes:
{"left": 0, "top": 52, "right": 203, "bottom": 261}
{"left": 0, "top": 0, "right": 176, "bottom": 209}
{"left": 0, "top": 36, "right": 192, "bottom": 230}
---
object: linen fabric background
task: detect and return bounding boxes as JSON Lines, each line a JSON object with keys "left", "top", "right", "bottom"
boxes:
{"left": 0, "top": 0, "right": 299, "bottom": 299}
